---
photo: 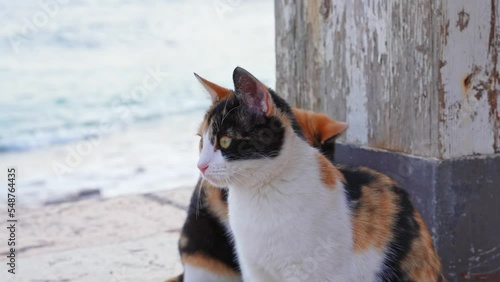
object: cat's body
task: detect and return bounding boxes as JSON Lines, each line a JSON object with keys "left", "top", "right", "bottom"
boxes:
{"left": 191, "top": 67, "right": 444, "bottom": 282}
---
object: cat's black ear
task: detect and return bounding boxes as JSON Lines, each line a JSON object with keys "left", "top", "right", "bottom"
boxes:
{"left": 232, "top": 67, "right": 275, "bottom": 116}
{"left": 194, "top": 73, "right": 232, "bottom": 102}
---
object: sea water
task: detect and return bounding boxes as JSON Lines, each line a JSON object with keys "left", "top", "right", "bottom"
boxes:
{"left": 0, "top": 0, "right": 275, "bottom": 206}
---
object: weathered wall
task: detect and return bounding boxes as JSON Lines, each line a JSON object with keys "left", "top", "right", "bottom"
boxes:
{"left": 275, "top": 0, "right": 500, "bottom": 159}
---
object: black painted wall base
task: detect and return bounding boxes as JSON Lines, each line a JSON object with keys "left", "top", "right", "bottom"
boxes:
{"left": 334, "top": 143, "right": 500, "bottom": 282}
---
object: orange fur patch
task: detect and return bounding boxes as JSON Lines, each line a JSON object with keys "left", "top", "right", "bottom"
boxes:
{"left": 292, "top": 108, "right": 347, "bottom": 146}
{"left": 276, "top": 110, "right": 292, "bottom": 128}
{"left": 316, "top": 153, "right": 341, "bottom": 188}
{"left": 182, "top": 253, "right": 240, "bottom": 277}
{"left": 194, "top": 73, "right": 232, "bottom": 101}
{"left": 204, "top": 182, "right": 229, "bottom": 222}
{"left": 401, "top": 212, "right": 443, "bottom": 281}
{"left": 352, "top": 170, "right": 397, "bottom": 251}
{"left": 198, "top": 118, "right": 209, "bottom": 136}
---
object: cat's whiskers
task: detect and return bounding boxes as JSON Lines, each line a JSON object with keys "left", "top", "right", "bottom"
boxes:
{"left": 230, "top": 172, "right": 247, "bottom": 187}
{"left": 233, "top": 169, "right": 268, "bottom": 182}
{"left": 222, "top": 95, "right": 230, "bottom": 115}
{"left": 231, "top": 169, "right": 273, "bottom": 189}
{"left": 223, "top": 176, "right": 232, "bottom": 189}
{"left": 231, "top": 169, "right": 259, "bottom": 182}
{"left": 221, "top": 105, "right": 241, "bottom": 126}
{"left": 213, "top": 120, "right": 219, "bottom": 134}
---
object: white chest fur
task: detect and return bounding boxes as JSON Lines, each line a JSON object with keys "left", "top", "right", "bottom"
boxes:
{"left": 227, "top": 137, "right": 357, "bottom": 282}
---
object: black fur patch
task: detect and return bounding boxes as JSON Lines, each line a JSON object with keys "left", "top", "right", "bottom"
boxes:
{"left": 377, "top": 185, "right": 419, "bottom": 281}
{"left": 179, "top": 179, "right": 239, "bottom": 272}
{"left": 220, "top": 187, "right": 229, "bottom": 202}
{"left": 337, "top": 166, "right": 375, "bottom": 210}
{"left": 204, "top": 89, "right": 304, "bottom": 161}
{"left": 319, "top": 137, "right": 337, "bottom": 159}
{"left": 267, "top": 89, "right": 305, "bottom": 141}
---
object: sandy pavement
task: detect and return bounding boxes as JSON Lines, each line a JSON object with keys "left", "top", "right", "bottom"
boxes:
{"left": 1, "top": 187, "right": 192, "bottom": 282}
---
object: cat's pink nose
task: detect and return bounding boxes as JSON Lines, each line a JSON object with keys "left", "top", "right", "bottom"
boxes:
{"left": 198, "top": 163, "right": 209, "bottom": 174}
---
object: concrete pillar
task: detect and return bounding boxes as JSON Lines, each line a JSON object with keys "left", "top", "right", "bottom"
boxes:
{"left": 275, "top": 0, "right": 500, "bottom": 280}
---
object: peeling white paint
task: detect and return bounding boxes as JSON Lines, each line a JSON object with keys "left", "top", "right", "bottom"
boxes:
{"left": 345, "top": 1, "right": 369, "bottom": 144}
{"left": 440, "top": 0, "right": 497, "bottom": 158}
{"left": 276, "top": 0, "right": 499, "bottom": 158}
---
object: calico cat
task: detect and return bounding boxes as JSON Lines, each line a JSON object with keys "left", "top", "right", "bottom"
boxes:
{"left": 194, "top": 67, "right": 444, "bottom": 281}
{"left": 168, "top": 75, "right": 348, "bottom": 282}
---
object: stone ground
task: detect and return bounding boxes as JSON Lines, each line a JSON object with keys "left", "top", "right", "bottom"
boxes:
{"left": 1, "top": 187, "right": 192, "bottom": 282}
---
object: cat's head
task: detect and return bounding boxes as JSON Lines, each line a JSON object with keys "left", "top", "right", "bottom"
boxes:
{"left": 195, "top": 67, "right": 346, "bottom": 188}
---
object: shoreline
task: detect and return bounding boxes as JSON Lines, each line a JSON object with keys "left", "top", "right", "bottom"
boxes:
{"left": 0, "top": 115, "right": 203, "bottom": 208}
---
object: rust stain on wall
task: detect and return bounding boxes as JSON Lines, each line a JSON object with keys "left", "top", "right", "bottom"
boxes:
{"left": 489, "top": 0, "right": 497, "bottom": 54}
{"left": 462, "top": 66, "right": 481, "bottom": 94}
{"left": 463, "top": 73, "right": 474, "bottom": 90}
{"left": 441, "top": 19, "right": 450, "bottom": 45}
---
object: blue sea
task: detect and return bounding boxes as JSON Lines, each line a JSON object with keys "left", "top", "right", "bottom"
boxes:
{"left": 0, "top": 0, "right": 275, "bottom": 206}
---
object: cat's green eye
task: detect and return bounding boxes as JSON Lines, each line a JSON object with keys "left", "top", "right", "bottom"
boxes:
{"left": 220, "top": 136, "right": 232, "bottom": 149}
